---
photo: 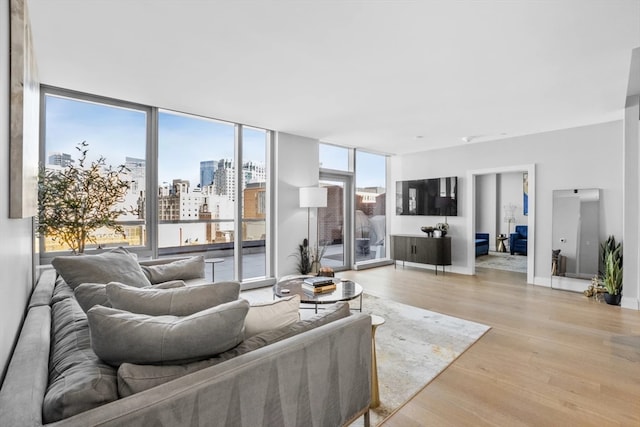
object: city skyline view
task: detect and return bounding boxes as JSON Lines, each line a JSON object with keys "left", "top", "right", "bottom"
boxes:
{"left": 45, "top": 95, "right": 267, "bottom": 187}
{"left": 45, "top": 94, "right": 386, "bottom": 190}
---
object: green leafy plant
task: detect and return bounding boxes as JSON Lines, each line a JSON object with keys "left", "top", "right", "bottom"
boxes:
{"left": 602, "top": 246, "right": 623, "bottom": 296}
{"left": 600, "top": 235, "right": 622, "bottom": 275}
{"left": 292, "top": 238, "right": 312, "bottom": 274}
{"left": 38, "top": 141, "right": 133, "bottom": 254}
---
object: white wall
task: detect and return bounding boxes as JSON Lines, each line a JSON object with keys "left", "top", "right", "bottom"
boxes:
{"left": 622, "top": 47, "right": 639, "bottom": 309}
{"left": 274, "top": 132, "right": 319, "bottom": 277}
{"left": 390, "top": 121, "right": 623, "bottom": 285}
{"left": 475, "top": 174, "right": 497, "bottom": 249}
{"left": 0, "top": 0, "right": 36, "bottom": 382}
{"left": 476, "top": 172, "right": 529, "bottom": 250}
{"left": 498, "top": 172, "right": 529, "bottom": 236}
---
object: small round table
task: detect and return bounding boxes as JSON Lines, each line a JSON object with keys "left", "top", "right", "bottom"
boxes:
{"left": 204, "top": 258, "right": 224, "bottom": 281}
{"left": 370, "top": 314, "right": 385, "bottom": 409}
{"left": 273, "top": 278, "right": 363, "bottom": 313}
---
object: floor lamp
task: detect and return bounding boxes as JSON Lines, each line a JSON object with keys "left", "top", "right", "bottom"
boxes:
{"left": 299, "top": 187, "right": 328, "bottom": 268}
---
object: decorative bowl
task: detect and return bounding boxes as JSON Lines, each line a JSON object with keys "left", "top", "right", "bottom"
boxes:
{"left": 420, "top": 226, "right": 434, "bottom": 235}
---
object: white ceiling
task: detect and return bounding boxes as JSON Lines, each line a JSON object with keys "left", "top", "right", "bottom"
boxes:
{"left": 27, "top": 0, "right": 640, "bottom": 155}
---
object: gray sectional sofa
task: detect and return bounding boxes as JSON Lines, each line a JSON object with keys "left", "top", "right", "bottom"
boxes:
{"left": 0, "top": 252, "right": 372, "bottom": 426}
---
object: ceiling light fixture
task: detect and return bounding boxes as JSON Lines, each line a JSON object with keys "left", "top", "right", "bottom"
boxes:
{"left": 461, "top": 132, "right": 509, "bottom": 144}
{"left": 461, "top": 135, "right": 481, "bottom": 143}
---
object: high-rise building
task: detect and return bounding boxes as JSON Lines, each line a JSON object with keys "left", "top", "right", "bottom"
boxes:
{"left": 47, "top": 152, "right": 74, "bottom": 167}
{"left": 117, "top": 157, "right": 146, "bottom": 220}
{"left": 214, "top": 158, "right": 235, "bottom": 200}
{"left": 200, "top": 160, "right": 216, "bottom": 188}
{"left": 243, "top": 160, "right": 266, "bottom": 186}
{"left": 214, "top": 159, "right": 266, "bottom": 201}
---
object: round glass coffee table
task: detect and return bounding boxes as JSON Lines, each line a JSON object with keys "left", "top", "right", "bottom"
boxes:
{"left": 274, "top": 277, "right": 363, "bottom": 313}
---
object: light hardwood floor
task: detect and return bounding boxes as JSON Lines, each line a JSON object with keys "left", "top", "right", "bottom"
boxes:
{"left": 340, "top": 265, "right": 640, "bottom": 427}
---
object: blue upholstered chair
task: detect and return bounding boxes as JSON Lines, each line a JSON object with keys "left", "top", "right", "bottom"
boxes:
{"left": 475, "top": 233, "right": 489, "bottom": 256}
{"left": 509, "top": 225, "right": 528, "bottom": 255}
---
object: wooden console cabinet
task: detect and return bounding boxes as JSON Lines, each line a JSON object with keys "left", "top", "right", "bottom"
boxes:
{"left": 390, "top": 234, "right": 452, "bottom": 275}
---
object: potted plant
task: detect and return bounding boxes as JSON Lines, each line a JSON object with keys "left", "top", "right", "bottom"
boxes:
{"left": 38, "top": 141, "right": 133, "bottom": 254}
{"left": 435, "top": 222, "right": 449, "bottom": 237}
{"left": 601, "top": 246, "right": 623, "bottom": 305}
{"left": 599, "top": 235, "right": 623, "bottom": 305}
{"left": 292, "top": 238, "right": 312, "bottom": 274}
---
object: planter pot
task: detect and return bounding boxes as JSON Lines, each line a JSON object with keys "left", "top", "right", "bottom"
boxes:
{"left": 604, "top": 292, "right": 622, "bottom": 306}
{"left": 356, "top": 238, "right": 370, "bottom": 255}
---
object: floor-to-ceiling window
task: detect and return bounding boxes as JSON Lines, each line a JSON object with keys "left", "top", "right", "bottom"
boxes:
{"left": 157, "top": 111, "right": 236, "bottom": 281}
{"left": 40, "top": 87, "right": 272, "bottom": 284}
{"left": 354, "top": 150, "right": 387, "bottom": 264}
{"left": 319, "top": 144, "right": 388, "bottom": 268}
{"left": 241, "top": 126, "right": 268, "bottom": 281}
{"left": 319, "top": 144, "right": 353, "bottom": 270}
{"left": 40, "top": 90, "right": 149, "bottom": 253}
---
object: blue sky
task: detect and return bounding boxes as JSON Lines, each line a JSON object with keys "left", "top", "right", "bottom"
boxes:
{"left": 46, "top": 95, "right": 385, "bottom": 189}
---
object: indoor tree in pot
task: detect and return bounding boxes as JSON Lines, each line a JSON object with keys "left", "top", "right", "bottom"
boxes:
{"left": 38, "top": 141, "right": 133, "bottom": 254}
{"left": 600, "top": 236, "right": 623, "bottom": 305}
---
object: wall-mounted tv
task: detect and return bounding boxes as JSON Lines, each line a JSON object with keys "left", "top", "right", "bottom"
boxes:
{"left": 395, "top": 177, "right": 458, "bottom": 216}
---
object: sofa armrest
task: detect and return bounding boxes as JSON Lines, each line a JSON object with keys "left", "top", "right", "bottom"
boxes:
{"left": 475, "top": 233, "right": 489, "bottom": 241}
{"left": 48, "top": 314, "right": 372, "bottom": 427}
{"left": 0, "top": 306, "right": 51, "bottom": 427}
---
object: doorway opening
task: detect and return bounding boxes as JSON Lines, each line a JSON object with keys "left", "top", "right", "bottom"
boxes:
{"left": 467, "top": 165, "right": 535, "bottom": 284}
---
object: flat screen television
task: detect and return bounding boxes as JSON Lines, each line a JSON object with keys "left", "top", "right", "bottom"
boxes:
{"left": 395, "top": 177, "right": 458, "bottom": 216}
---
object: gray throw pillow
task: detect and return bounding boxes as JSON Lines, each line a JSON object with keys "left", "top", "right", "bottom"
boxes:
{"left": 106, "top": 281, "right": 240, "bottom": 316}
{"left": 51, "top": 247, "right": 151, "bottom": 289}
{"left": 74, "top": 283, "right": 111, "bottom": 313}
{"left": 75, "top": 280, "right": 187, "bottom": 313}
{"left": 87, "top": 299, "right": 249, "bottom": 366}
{"left": 116, "top": 301, "right": 351, "bottom": 396}
{"left": 152, "top": 280, "right": 187, "bottom": 289}
{"left": 140, "top": 256, "right": 205, "bottom": 284}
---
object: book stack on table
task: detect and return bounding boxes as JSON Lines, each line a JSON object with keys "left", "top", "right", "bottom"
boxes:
{"left": 302, "top": 277, "right": 337, "bottom": 294}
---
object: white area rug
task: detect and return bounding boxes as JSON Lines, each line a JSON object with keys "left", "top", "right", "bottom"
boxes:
{"left": 241, "top": 288, "right": 491, "bottom": 426}
{"left": 476, "top": 251, "right": 527, "bottom": 273}
{"left": 350, "top": 293, "right": 490, "bottom": 425}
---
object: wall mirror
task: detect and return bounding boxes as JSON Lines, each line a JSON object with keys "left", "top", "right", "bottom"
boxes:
{"left": 551, "top": 188, "right": 600, "bottom": 289}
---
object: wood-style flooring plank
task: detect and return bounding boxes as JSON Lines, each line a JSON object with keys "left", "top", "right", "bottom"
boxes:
{"left": 340, "top": 265, "right": 640, "bottom": 427}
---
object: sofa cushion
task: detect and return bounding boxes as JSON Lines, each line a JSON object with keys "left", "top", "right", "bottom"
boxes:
{"left": 49, "top": 298, "right": 95, "bottom": 384}
{"left": 44, "top": 297, "right": 118, "bottom": 423}
{"left": 51, "top": 275, "right": 75, "bottom": 305}
{"left": 140, "top": 256, "right": 205, "bottom": 284}
{"left": 74, "top": 280, "right": 187, "bottom": 313}
{"left": 51, "top": 247, "right": 151, "bottom": 289}
{"left": 244, "top": 295, "right": 300, "bottom": 338}
{"left": 43, "top": 361, "right": 118, "bottom": 423}
{"left": 116, "top": 301, "right": 351, "bottom": 396}
{"left": 87, "top": 299, "right": 249, "bottom": 366}
{"left": 106, "top": 281, "right": 240, "bottom": 316}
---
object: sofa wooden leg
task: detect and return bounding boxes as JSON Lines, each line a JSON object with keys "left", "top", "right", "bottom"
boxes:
{"left": 364, "top": 409, "right": 371, "bottom": 427}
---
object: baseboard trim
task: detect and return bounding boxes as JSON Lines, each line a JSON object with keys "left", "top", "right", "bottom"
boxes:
{"left": 353, "top": 259, "right": 394, "bottom": 270}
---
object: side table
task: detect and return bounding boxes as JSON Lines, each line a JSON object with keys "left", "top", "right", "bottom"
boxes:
{"left": 496, "top": 235, "right": 508, "bottom": 253}
{"left": 204, "top": 258, "right": 224, "bottom": 281}
{"left": 370, "top": 314, "right": 385, "bottom": 409}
